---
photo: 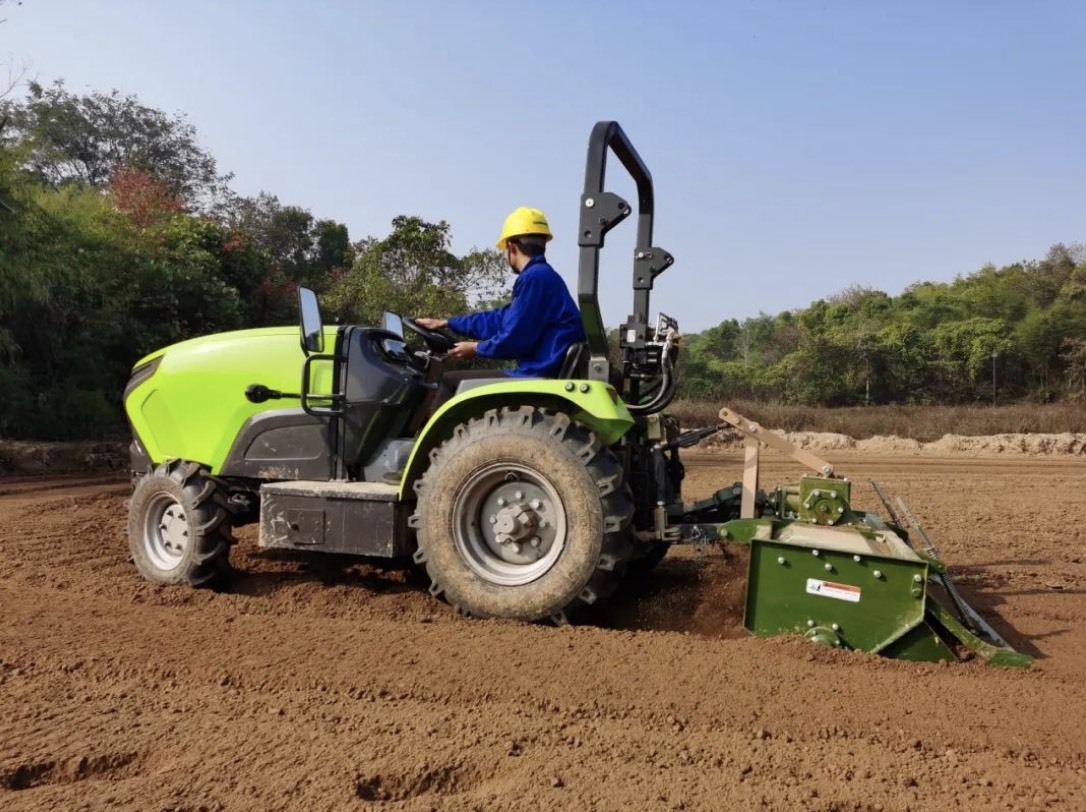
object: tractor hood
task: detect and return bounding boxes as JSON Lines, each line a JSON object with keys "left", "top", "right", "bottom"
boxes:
{"left": 131, "top": 326, "right": 304, "bottom": 369}
{"left": 125, "top": 325, "right": 338, "bottom": 472}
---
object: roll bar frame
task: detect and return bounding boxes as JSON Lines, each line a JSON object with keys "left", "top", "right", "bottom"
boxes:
{"left": 576, "top": 121, "right": 674, "bottom": 382}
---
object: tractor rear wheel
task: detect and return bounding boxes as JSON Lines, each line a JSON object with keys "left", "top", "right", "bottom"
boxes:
{"left": 411, "top": 406, "right": 633, "bottom": 622}
{"left": 128, "top": 461, "right": 232, "bottom": 586}
{"left": 628, "top": 541, "right": 672, "bottom": 576}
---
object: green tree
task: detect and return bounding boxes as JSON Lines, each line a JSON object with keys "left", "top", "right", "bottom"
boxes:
{"left": 218, "top": 192, "right": 352, "bottom": 287}
{"left": 874, "top": 322, "right": 933, "bottom": 403}
{"left": 0, "top": 80, "right": 232, "bottom": 208}
{"left": 311, "top": 218, "right": 352, "bottom": 278}
{"left": 325, "top": 216, "right": 508, "bottom": 326}
{"left": 1015, "top": 303, "right": 1086, "bottom": 400}
{"left": 1061, "top": 338, "right": 1086, "bottom": 400}
{"left": 0, "top": 149, "right": 254, "bottom": 438}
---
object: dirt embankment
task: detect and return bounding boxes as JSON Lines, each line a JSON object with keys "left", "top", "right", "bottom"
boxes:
{"left": 707, "top": 430, "right": 1086, "bottom": 457}
{"left": 0, "top": 440, "right": 127, "bottom": 477}
{"left": 3, "top": 428, "right": 1085, "bottom": 481}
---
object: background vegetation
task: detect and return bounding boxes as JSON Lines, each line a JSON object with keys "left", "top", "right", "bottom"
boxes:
{"left": 0, "top": 81, "right": 506, "bottom": 438}
{"left": 679, "top": 245, "right": 1086, "bottom": 408}
{"left": 1, "top": 79, "right": 1083, "bottom": 440}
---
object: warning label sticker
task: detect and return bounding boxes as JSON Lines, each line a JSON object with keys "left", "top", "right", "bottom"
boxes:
{"left": 806, "top": 578, "right": 862, "bottom": 603}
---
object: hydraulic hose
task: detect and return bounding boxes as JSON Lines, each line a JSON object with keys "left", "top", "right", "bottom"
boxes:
{"left": 627, "top": 353, "right": 678, "bottom": 415}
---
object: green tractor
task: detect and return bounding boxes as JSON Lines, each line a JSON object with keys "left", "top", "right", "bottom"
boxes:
{"left": 125, "top": 121, "right": 1030, "bottom": 666}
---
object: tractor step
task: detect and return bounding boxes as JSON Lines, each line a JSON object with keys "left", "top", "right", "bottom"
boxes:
{"left": 258, "top": 480, "right": 413, "bottom": 558}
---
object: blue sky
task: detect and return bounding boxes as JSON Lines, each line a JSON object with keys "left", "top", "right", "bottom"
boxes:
{"left": 6, "top": 0, "right": 1085, "bottom": 332}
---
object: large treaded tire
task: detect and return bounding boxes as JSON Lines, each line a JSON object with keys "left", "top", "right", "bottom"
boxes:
{"left": 410, "top": 406, "right": 633, "bottom": 623}
{"left": 627, "top": 541, "right": 672, "bottom": 577}
{"left": 128, "top": 460, "right": 232, "bottom": 587}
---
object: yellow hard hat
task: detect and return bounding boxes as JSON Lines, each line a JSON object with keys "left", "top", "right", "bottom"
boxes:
{"left": 496, "top": 206, "right": 553, "bottom": 250}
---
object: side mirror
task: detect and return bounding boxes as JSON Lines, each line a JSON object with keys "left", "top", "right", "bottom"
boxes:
{"left": 298, "top": 287, "right": 324, "bottom": 354}
{"left": 381, "top": 311, "right": 404, "bottom": 338}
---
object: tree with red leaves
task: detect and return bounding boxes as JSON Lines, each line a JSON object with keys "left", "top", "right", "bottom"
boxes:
{"left": 109, "top": 165, "right": 183, "bottom": 229}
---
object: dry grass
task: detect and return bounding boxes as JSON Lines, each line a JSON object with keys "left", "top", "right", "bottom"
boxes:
{"left": 668, "top": 400, "right": 1086, "bottom": 443}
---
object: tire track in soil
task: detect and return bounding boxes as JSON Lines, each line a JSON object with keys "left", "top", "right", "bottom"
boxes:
{"left": 2, "top": 454, "right": 1086, "bottom": 811}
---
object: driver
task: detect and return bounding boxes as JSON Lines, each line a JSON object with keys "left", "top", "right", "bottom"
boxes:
{"left": 415, "top": 207, "right": 586, "bottom": 400}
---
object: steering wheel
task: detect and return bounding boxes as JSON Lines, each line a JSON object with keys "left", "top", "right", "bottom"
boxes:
{"left": 402, "top": 317, "right": 455, "bottom": 354}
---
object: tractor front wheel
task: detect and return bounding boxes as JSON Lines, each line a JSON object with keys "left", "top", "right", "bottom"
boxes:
{"left": 128, "top": 461, "right": 232, "bottom": 586}
{"left": 411, "top": 406, "right": 633, "bottom": 622}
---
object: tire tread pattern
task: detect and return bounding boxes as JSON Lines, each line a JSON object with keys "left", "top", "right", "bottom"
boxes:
{"left": 128, "top": 460, "right": 233, "bottom": 587}
{"left": 411, "top": 406, "right": 633, "bottom": 622}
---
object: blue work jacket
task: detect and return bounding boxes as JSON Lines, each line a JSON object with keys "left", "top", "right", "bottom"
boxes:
{"left": 448, "top": 255, "right": 586, "bottom": 377}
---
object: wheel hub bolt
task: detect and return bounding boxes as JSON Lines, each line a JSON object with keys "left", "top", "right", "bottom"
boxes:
{"left": 496, "top": 497, "right": 506, "bottom": 506}
{"left": 530, "top": 537, "right": 541, "bottom": 548}
{"left": 514, "top": 491, "right": 524, "bottom": 500}
{"left": 530, "top": 499, "right": 542, "bottom": 510}
{"left": 489, "top": 515, "right": 497, "bottom": 524}
{"left": 511, "top": 543, "right": 521, "bottom": 554}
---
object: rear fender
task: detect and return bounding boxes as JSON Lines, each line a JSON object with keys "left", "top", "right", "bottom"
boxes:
{"left": 397, "top": 379, "right": 633, "bottom": 500}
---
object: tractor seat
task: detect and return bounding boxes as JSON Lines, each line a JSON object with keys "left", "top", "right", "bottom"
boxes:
{"left": 453, "top": 342, "right": 590, "bottom": 395}
{"left": 557, "top": 341, "right": 588, "bottom": 379}
{"left": 455, "top": 377, "right": 509, "bottom": 394}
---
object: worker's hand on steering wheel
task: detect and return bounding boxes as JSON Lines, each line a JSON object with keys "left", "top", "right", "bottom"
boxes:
{"left": 449, "top": 341, "right": 478, "bottom": 361}
{"left": 414, "top": 317, "right": 448, "bottom": 331}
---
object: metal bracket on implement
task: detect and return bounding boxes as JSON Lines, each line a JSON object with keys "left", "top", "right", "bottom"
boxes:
{"left": 718, "top": 407, "right": 836, "bottom": 519}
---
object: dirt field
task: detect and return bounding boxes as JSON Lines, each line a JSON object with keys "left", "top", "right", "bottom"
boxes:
{"left": 2, "top": 450, "right": 1085, "bottom": 811}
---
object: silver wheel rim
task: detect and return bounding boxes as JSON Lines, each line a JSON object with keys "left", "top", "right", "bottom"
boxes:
{"left": 143, "top": 492, "right": 189, "bottom": 571}
{"left": 453, "top": 462, "right": 568, "bottom": 586}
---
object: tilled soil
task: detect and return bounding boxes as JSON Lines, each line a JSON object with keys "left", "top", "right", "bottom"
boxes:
{"left": 2, "top": 452, "right": 1085, "bottom": 811}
